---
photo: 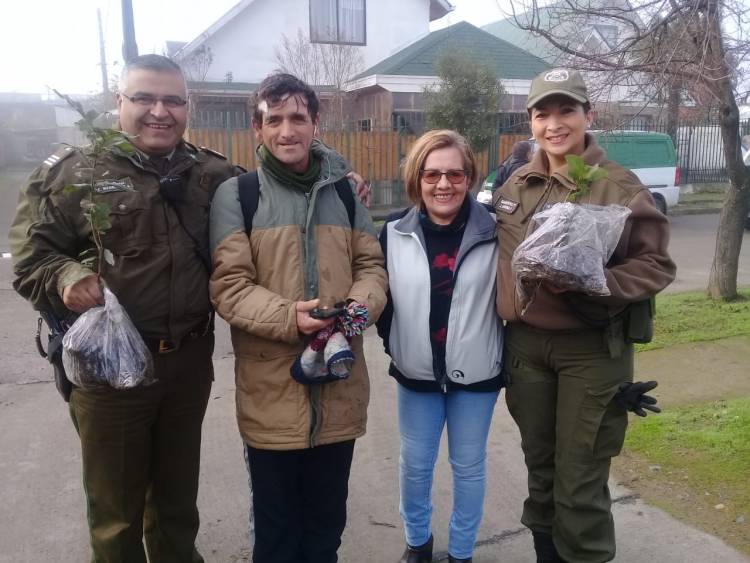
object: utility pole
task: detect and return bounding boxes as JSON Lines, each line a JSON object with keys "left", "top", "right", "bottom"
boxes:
{"left": 97, "top": 8, "right": 111, "bottom": 109}
{"left": 121, "top": 0, "right": 138, "bottom": 63}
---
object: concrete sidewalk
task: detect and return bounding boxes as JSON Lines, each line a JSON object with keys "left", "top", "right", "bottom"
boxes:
{"left": 1, "top": 324, "right": 748, "bottom": 562}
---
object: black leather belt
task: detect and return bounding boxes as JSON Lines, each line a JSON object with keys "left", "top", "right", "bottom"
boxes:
{"left": 143, "top": 315, "right": 213, "bottom": 355}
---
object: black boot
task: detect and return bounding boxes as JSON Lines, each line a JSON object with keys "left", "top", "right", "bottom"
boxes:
{"left": 448, "top": 556, "right": 472, "bottom": 563}
{"left": 532, "top": 531, "right": 565, "bottom": 563}
{"left": 399, "top": 535, "right": 433, "bottom": 563}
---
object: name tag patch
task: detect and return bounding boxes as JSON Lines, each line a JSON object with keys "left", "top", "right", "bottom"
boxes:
{"left": 94, "top": 178, "right": 135, "bottom": 193}
{"left": 496, "top": 198, "right": 519, "bottom": 214}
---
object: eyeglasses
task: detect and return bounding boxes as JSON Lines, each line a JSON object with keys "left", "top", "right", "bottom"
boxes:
{"left": 420, "top": 169, "right": 467, "bottom": 184}
{"left": 121, "top": 93, "right": 188, "bottom": 109}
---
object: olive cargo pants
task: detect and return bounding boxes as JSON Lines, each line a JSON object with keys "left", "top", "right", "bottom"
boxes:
{"left": 503, "top": 323, "right": 632, "bottom": 563}
{"left": 69, "top": 333, "right": 214, "bottom": 563}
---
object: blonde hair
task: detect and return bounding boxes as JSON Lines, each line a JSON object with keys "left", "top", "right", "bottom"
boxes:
{"left": 402, "top": 129, "right": 477, "bottom": 206}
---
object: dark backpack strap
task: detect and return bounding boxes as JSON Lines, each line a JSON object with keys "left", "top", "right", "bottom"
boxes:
{"left": 333, "top": 177, "right": 356, "bottom": 227}
{"left": 237, "top": 171, "right": 260, "bottom": 233}
{"left": 239, "top": 172, "right": 354, "bottom": 232}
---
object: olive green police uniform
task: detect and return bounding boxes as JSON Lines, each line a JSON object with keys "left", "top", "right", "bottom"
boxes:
{"left": 10, "top": 141, "right": 241, "bottom": 563}
{"left": 494, "top": 136, "right": 676, "bottom": 562}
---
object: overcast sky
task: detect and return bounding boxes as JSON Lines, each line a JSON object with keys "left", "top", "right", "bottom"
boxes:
{"left": 0, "top": 0, "right": 513, "bottom": 96}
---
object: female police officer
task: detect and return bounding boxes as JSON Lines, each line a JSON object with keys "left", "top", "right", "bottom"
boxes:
{"left": 493, "top": 69, "right": 676, "bottom": 562}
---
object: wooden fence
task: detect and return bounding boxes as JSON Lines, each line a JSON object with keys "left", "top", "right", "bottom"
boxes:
{"left": 186, "top": 128, "right": 528, "bottom": 184}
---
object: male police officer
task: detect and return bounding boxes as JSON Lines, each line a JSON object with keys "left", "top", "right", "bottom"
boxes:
{"left": 10, "top": 54, "right": 242, "bottom": 562}
{"left": 209, "top": 73, "right": 387, "bottom": 563}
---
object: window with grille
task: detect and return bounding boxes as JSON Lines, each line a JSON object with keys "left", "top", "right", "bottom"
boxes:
{"left": 356, "top": 118, "right": 372, "bottom": 131}
{"left": 310, "top": 0, "right": 366, "bottom": 45}
{"left": 192, "top": 103, "right": 250, "bottom": 129}
{"left": 625, "top": 115, "right": 650, "bottom": 131}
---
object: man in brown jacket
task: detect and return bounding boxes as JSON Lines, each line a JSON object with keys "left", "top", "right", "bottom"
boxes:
{"left": 494, "top": 69, "right": 676, "bottom": 563}
{"left": 208, "top": 73, "right": 387, "bottom": 563}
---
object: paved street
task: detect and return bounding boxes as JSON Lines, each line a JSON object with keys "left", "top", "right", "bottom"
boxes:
{"left": 0, "top": 175, "right": 748, "bottom": 561}
{"left": 665, "top": 213, "right": 750, "bottom": 294}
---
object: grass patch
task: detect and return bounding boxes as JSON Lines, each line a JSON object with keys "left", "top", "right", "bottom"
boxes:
{"left": 636, "top": 289, "right": 750, "bottom": 352}
{"left": 621, "top": 397, "right": 750, "bottom": 553}
{"left": 690, "top": 183, "right": 729, "bottom": 194}
{"left": 679, "top": 191, "right": 725, "bottom": 205}
{"left": 625, "top": 398, "right": 750, "bottom": 480}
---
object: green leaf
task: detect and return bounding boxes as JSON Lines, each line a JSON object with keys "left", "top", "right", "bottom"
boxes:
{"left": 63, "top": 184, "right": 90, "bottom": 195}
{"left": 82, "top": 202, "right": 112, "bottom": 233}
{"left": 587, "top": 167, "right": 609, "bottom": 183}
{"left": 564, "top": 154, "right": 608, "bottom": 201}
{"left": 565, "top": 154, "right": 587, "bottom": 178}
{"left": 113, "top": 140, "right": 137, "bottom": 154}
{"left": 103, "top": 248, "right": 115, "bottom": 266}
{"left": 100, "top": 129, "right": 123, "bottom": 143}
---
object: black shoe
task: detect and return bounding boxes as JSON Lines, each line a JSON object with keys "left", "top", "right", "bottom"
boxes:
{"left": 448, "top": 556, "right": 472, "bottom": 563}
{"left": 532, "top": 531, "right": 564, "bottom": 563}
{"left": 399, "top": 535, "right": 433, "bottom": 563}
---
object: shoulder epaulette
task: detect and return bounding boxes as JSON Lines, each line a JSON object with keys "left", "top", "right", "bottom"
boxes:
{"left": 199, "top": 146, "right": 228, "bottom": 160}
{"left": 42, "top": 146, "right": 76, "bottom": 170}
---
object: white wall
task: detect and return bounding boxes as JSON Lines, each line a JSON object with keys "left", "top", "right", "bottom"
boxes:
{"left": 364, "top": 0, "right": 430, "bottom": 69}
{"left": 197, "top": 0, "right": 432, "bottom": 84}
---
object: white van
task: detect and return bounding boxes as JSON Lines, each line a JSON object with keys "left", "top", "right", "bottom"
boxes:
{"left": 594, "top": 131, "right": 680, "bottom": 214}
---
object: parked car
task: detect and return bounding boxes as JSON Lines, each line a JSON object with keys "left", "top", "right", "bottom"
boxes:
{"left": 594, "top": 131, "right": 679, "bottom": 215}
{"left": 482, "top": 131, "right": 680, "bottom": 215}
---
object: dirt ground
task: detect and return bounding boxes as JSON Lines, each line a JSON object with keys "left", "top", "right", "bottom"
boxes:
{"left": 613, "top": 335, "right": 750, "bottom": 555}
{"left": 613, "top": 451, "right": 750, "bottom": 556}
{"left": 633, "top": 335, "right": 750, "bottom": 408}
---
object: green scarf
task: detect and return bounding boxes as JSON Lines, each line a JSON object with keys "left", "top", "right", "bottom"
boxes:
{"left": 258, "top": 143, "right": 321, "bottom": 192}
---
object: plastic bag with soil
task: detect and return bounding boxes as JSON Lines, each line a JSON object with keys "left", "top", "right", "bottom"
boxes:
{"left": 62, "top": 286, "right": 154, "bottom": 389}
{"left": 512, "top": 202, "right": 631, "bottom": 310}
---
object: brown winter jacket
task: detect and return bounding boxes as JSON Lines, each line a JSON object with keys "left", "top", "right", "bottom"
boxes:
{"left": 209, "top": 141, "right": 387, "bottom": 450}
{"left": 493, "top": 133, "right": 676, "bottom": 330}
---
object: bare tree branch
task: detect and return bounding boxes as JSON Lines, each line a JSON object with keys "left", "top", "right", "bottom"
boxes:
{"left": 274, "top": 30, "right": 364, "bottom": 129}
{"left": 500, "top": 0, "right": 749, "bottom": 299}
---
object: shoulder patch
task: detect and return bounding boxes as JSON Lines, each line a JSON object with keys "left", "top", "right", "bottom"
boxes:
{"left": 42, "top": 146, "right": 75, "bottom": 170}
{"left": 199, "top": 146, "right": 228, "bottom": 160}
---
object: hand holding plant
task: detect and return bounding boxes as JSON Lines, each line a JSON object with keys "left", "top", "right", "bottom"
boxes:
{"left": 54, "top": 92, "right": 154, "bottom": 389}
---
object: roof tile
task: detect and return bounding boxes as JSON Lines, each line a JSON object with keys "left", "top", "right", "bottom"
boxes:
{"left": 357, "top": 21, "right": 550, "bottom": 79}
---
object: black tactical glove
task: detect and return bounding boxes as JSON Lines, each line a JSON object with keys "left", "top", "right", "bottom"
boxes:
{"left": 614, "top": 381, "right": 661, "bottom": 417}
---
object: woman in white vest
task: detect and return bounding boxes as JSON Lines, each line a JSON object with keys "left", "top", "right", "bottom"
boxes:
{"left": 377, "top": 130, "right": 504, "bottom": 563}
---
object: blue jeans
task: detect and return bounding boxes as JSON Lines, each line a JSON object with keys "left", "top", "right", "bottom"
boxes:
{"left": 398, "top": 385, "right": 499, "bottom": 559}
